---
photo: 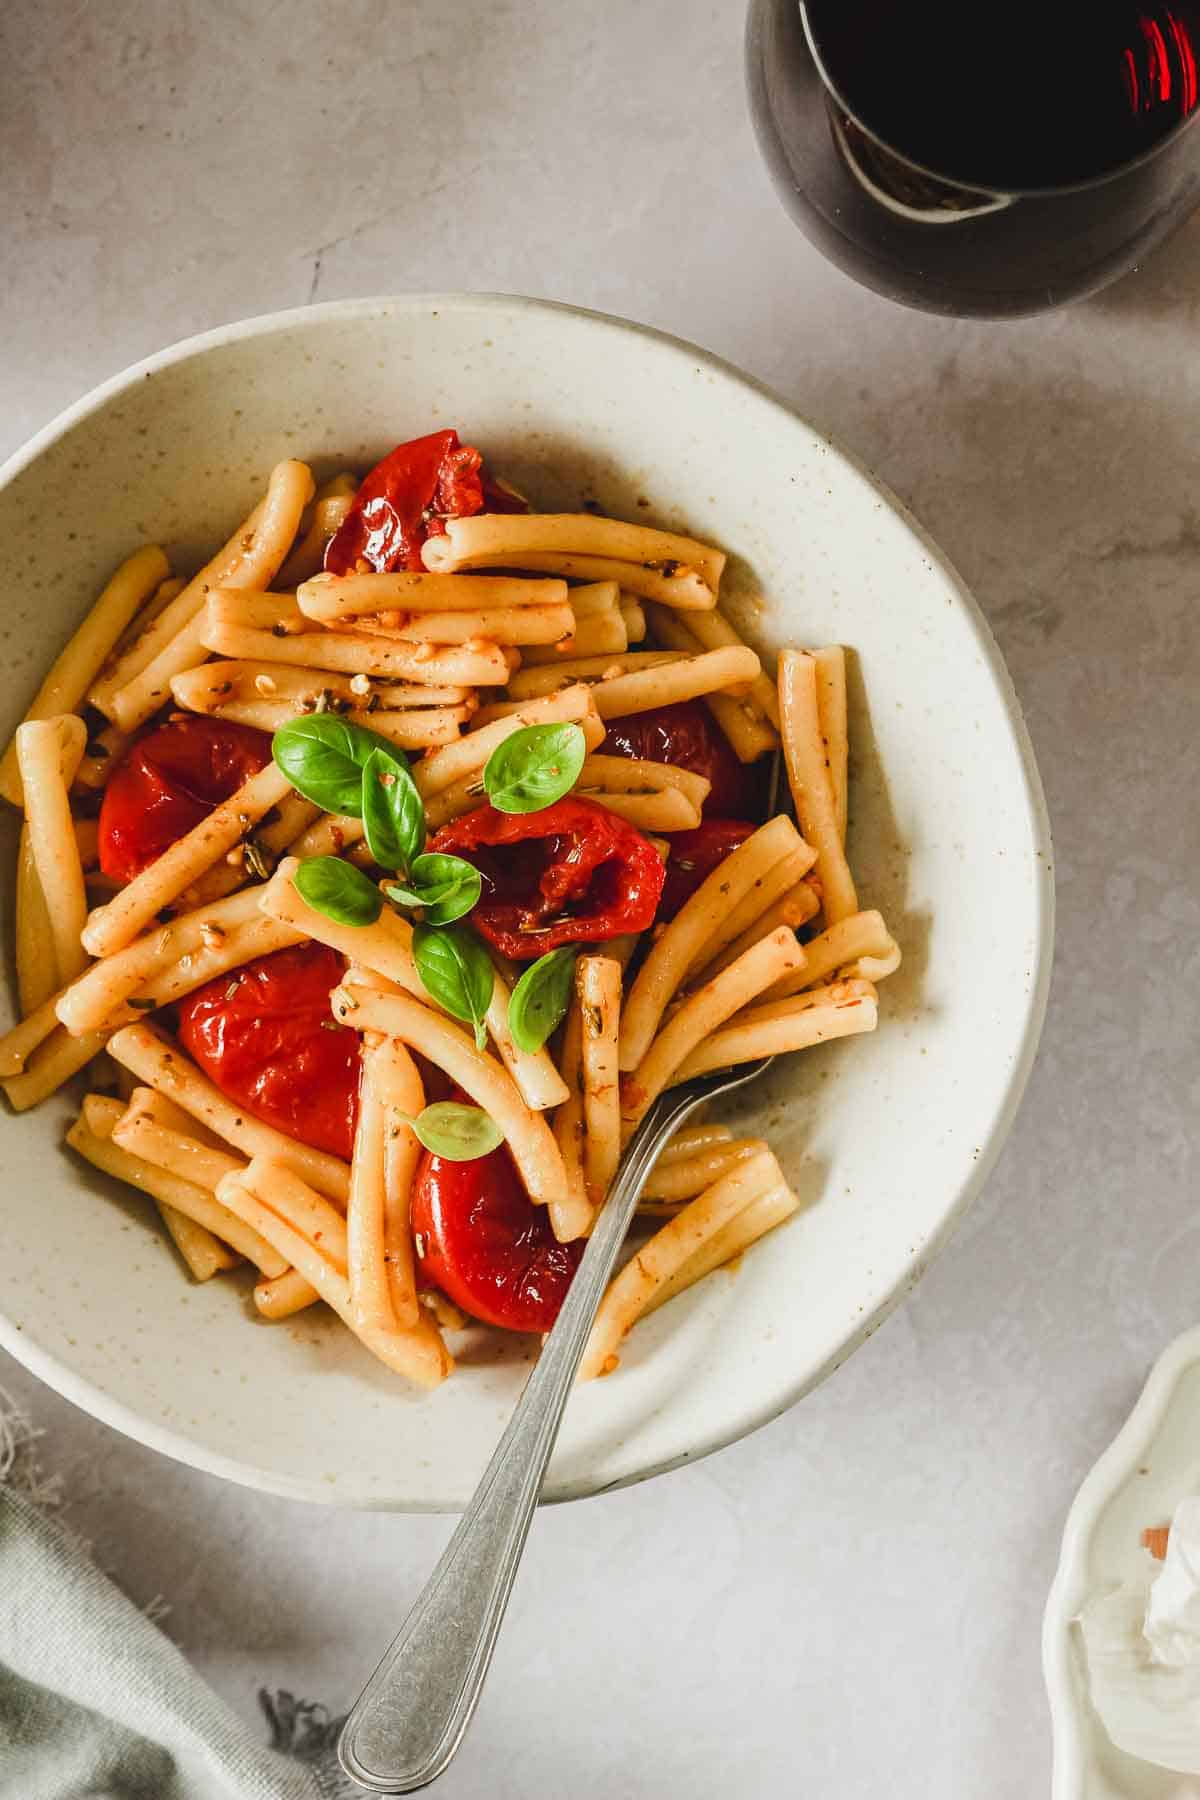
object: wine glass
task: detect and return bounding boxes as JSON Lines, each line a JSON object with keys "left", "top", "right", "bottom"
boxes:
{"left": 746, "top": 0, "right": 1200, "bottom": 317}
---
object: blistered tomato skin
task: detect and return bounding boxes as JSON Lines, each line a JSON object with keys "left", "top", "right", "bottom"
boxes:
{"left": 324, "top": 429, "right": 525, "bottom": 577}
{"left": 98, "top": 717, "right": 272, "bottom": 884}
{"left": 429, "top": 796, "right": 666, "bottom": 960}
{"left": 411, "top": 1139, "right": 583, "bottom": 1333}
{"left": 176, "top": 942, "right": 359, "bottom": 1160}
{"left": 601, "top": 700, "right": 761, "bottom": 818}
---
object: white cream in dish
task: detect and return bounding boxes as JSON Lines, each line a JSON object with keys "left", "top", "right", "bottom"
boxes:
{"left": 1079, "top": 1496, "right": 1200, "bottom": 1773}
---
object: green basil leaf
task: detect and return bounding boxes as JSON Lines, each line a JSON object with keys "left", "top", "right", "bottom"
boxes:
{"left": 404, "top": 1101, "right": 504, "bottom": 1161}
{"left": 384, "top": 853, "right": 481, "bottom": 925}
{"left": 412, "top": 922, "right": 494, "bottom": 1049}
{"left": 272, "top": 715, "right": 402, "bottom": 816}
{"left": 482, "top": 722, "right": 587, "bottom": 814}
{"left": 293, "top": 855, "right": 383, "bottom": 926}
{"left": 508, "top": 945, "right": 578, "bottom": 1053}
{"left": 361, "top": 746, "right": 425, "bottom": 872}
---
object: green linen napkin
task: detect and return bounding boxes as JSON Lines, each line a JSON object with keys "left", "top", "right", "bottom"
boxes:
{"left": 0, "top": 1403, "right": 366, "bottom": 1800}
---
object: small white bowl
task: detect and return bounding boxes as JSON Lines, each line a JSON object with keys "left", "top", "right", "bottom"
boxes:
{"left": 0, "top": 295, "right": 1053, "bottom": 1509}
{"left": 1045, "top": 1326, "right": 1200, "bottom": 1799}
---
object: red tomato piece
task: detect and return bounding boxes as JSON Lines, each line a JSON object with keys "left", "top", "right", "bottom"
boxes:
{"left": 324, "top": 429, "right": 524, "bottom": 576}
{"left": 429, "top": 796, "right": 665, "bottom": 960}
{"left": 411, "top": 1137, "right": 582, "bottom": 1333}
{"left": 658, "top": 819, "right": 757, "bottom": 921}
{"left": 176, "top": 942, "right": 359, "bottom": 1161}
{"left": 98, "top": 716, "right": 272, "bottom": 884}
{"left": 601, "top": 700, "right": 763, "bottom": 818}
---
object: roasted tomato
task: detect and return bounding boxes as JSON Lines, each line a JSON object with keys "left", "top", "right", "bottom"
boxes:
{"left": 411, "top": 1137, "right": 583, "bottom": 1333}
{"left": 176, "top": 943, "right": 359, "bottom": 1160}
{"left": 98, "top": 717, "right": 273, "bottom": 885}
{"left": 429, "top": 796, "right": 665, "bottom": 960}
{"left": 601, "top": 700, "right": 762, "bottom": 818}
{"left": 658, "top": 819, "right": 757, "bottom": 921}
{"left": 324, "top": 428, "right": 523, "bottom": 576}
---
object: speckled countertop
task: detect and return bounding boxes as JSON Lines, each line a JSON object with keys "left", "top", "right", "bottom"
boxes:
{"left": 4, "top": 4, "right": 1200, "bottom": 1795}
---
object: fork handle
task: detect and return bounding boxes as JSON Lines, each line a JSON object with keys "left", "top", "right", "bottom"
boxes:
{"left": 336, "top": 1083, "right": 713, "bottom": 1793}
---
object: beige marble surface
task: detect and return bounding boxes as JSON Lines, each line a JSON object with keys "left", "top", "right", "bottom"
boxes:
{"left": 4, "top": 2, "right": 1200, "bottom": 1795}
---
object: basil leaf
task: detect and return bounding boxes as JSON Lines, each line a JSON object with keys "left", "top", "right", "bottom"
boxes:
{"left": 272, "top": 715, "right": 402, "bottom": 816}
{"left": 293, "top": 855, "right": 383, "bottom": 926}
{"left": 508, "top": 945, "right": 578, "bottom": 1052}
{"left": 482, "top": 721, "right": 587, "bottom": 814}
{"left": 412, "top": 922, "right": 494, "bottom": 1049}
{"left": 361, "top": 746, "right": 425, "bottom": 872}
{"left": 384, "top": 853, "right": 481, "bottom": 926}
{"left": 405, "top": 1101, "right": 504, "bottom": 1161}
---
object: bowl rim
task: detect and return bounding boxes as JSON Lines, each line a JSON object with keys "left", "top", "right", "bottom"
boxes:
{"left": 0, "top": 292, "right": 1055, "bottom": 1508}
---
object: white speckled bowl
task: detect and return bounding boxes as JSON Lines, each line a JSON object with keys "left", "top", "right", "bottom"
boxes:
{"left": 0, "top": 295, "right": 1053, "bottom": 1509}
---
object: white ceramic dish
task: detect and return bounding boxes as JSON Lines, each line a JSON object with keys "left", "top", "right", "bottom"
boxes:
{"left": 1045, "top": 1327, "right": 1200, "bottom": 1799}
{"left": 0, "top": 294, "right": 1053, "bottom": 1509}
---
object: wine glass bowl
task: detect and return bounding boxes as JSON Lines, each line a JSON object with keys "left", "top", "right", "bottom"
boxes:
{"left": 746, "top": 0, "right": 1200, "bottom": 316}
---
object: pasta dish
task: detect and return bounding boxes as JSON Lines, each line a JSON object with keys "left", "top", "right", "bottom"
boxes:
{"left": 0, "top": 430, "right": 899, "bottom": 1386}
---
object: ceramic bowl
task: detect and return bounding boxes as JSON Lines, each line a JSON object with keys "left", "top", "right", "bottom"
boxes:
{"left": 1045, "top": 1326, "right": 1200, "bottom": 1799}
{"left": 0, "top": 295, "right": 1053, "bottom": 1508}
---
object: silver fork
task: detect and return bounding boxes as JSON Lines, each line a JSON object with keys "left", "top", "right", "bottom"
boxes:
{"left": 337, "top": 1056, "right": 772, "bottom": 1794}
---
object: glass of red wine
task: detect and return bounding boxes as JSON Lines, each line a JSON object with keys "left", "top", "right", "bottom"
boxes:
{"left": 747, "top": 0, "right": 1200, "bottom": 316}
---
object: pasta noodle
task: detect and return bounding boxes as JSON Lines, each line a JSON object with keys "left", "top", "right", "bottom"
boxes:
{"left": 276, "top": 471, "right": 358, "bottom": 588}
{"left": 642, "top": 1137, "right": 770, "bottom": 1202}
{"left": 507, "top": 646, "right": 761, "bottom": 719}
{"left": 107, "top": 1022, "right": 351, "bottom": 1204}
{"left": 766, "top": 911, "right": 901, "bottom": 997}
{"left": 778, "top": 649, "right": 858, "bottom": 925}
{"left": 254, "top": 1267, "right": 321, "bottom": 1320}
{"left": 0, "top": 545, "right": 169, "bottom": 808}
{"left": 670, "top": 981, "right": 878, "bottom": 1080}
{"left": 15, "top": 824, "right": 56, "bottom": 1015}
{"left": 297, "top": 571, "right": 568, "bottom": 618}
{"left": 347, "top": 1078, "right": 397, "bottom": 1333}
{"left": 580, "top": 1149, "right": 784, "bottom": 1377}
{"left": 16, "top": 716, "right": 90, "bottom": 986}
{"left": 812, "top": 646, "right": 849, "bottom": 845}
{"left": 73, "top": 722, "right": 133, "bottom": 793}
{"left": 522, "top": 583, "right": 628, "bottom": 663}
{"left": 217, "top": 1159, "right": 452, "bottom": 1387}
{"left": 81, "top": 760, "right": 294, "bottom": 957}
{"left": 2, "top": 1023, "right": 110, "bottom": 1111}
{"left": 578, "top": 955, "right": 622, "bottom": 1200}
{"left": 96, "top": 461, "right": 315, "bottom": 731}
{"left": 421, "top": 512, "right": 726, "bottom": 602}
{"left": 199, "top": 617, "right": 513, "bottom": 687}
{"left": 170, "top": 661, "right": 473, "bottom": 713}
{"left": 619, "top": 594, "right": 646, "bottom": 642}
{"left": 642, "top": 1179, "right": 800, "bottom": 1316}
{"left": 418, "top": 546, "right": 715, "bottom": 610}
{"left": 364, "top": 1034, "right": 423, "bottom": 1329}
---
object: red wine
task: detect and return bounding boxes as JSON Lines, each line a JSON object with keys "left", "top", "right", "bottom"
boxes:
{"left": 806, "top": 1, "right": 1200, "bottom": 190}
{"left": 746, "top": 0, "right": 1200, "bottom": 315}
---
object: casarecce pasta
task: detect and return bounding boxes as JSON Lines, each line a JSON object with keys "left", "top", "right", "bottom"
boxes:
{"left": 0, "top": 427, "right": 900, "bottom": 1385}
